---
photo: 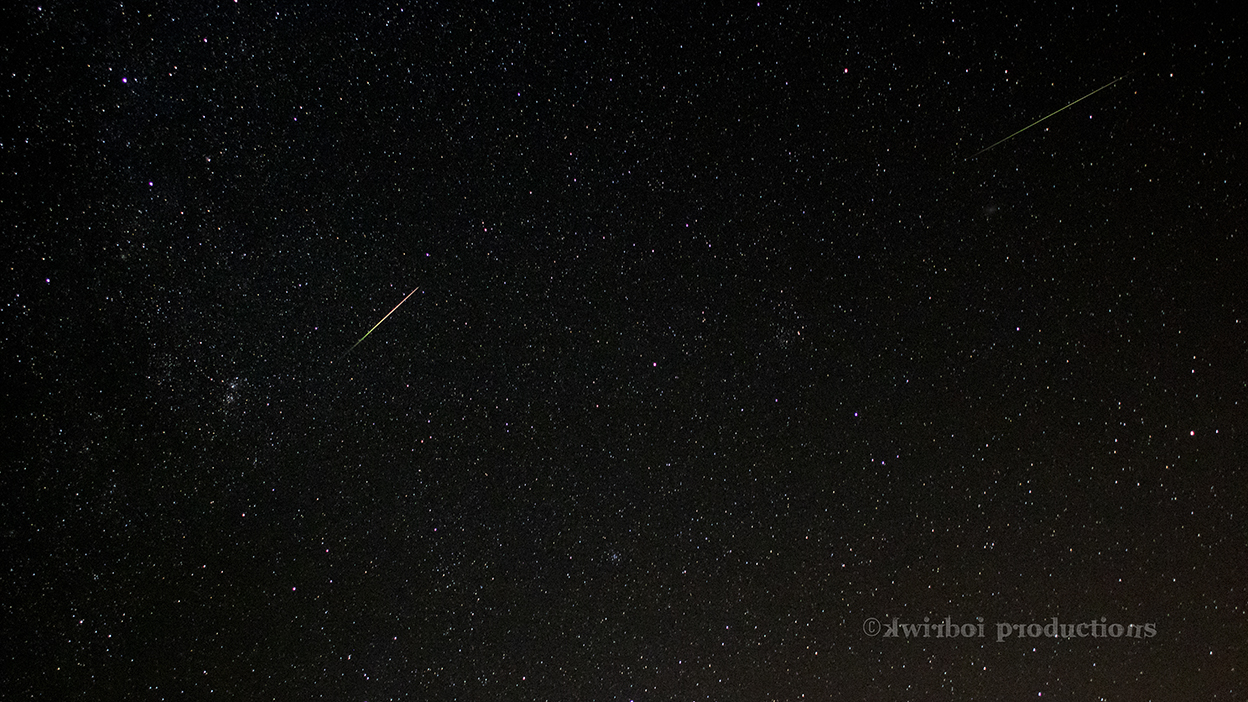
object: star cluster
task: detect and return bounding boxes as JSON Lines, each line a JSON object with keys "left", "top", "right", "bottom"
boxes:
{"left": 4, "top": 2, "right": 1245, "bottom": 699}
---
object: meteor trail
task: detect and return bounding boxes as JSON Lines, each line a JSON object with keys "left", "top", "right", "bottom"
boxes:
{"left": 335, "top": 286, "right": 419, "bottom": 362}
{"left": 968, "top": 75, "right": 1126, "bottom": 159}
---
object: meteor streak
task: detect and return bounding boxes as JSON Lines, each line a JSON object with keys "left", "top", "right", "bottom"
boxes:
{"left": 335, "top": 286, "right": 419, "bottom": 362}
{"left": 968, "top": 75, "right": 1126, "bottom": 159}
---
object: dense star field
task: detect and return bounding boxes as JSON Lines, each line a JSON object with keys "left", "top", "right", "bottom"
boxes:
{"left": 4, "top": 2, "right": 1245, "bottom": 699}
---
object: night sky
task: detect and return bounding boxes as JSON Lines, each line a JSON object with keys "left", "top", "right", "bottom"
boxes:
{"left": 4, "top": 2, "right": 1246, "bottom": 699}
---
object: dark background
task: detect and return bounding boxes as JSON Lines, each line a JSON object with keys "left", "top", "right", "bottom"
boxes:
{"left": 4, "top": 1, "right": 1245, "bottom": 699}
